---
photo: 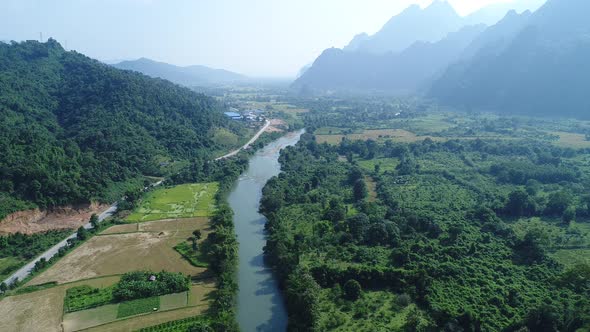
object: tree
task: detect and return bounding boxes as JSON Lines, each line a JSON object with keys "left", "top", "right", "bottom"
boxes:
{"left": 365, "top": 222, "right": 389, "bottom": 246}
{"left": 34, "top": 257, "right": 47, "bottom": 271}
{"left": 77, "top": 226, "right": 88, "bottom": 241}
{"left": 374, "top": 163, "right": 381, "bottom": 174}
{"left": 343, "top": 279, "right": 362, "bottom": 301}
{"left": 504, "top": 189, "right": 537, "bottom": 217}
{"left": 525, "top": 305, "right": 560, "bottom": 332}
{"left": 0, "top": 282, "right": 7, "bottom": 292}
{"left": 353, "top": 179, "right": 368, "bottom": 202}
{"left": 324, "top": 198, "right": 346, "bottom": 223}
{"left": 347, "top": 213, "right": 370, "bottom": 241}
{"left": 562, "top": 206, "right": 576, "bottom": 225}
{"left": 545, "top": 191, "right": 573, "bottom": 216}
{"left": 286, "top": 269, "right": 321, "bottom": 331}
{"left": 90, "top": 214, "right": 99, "bottom": 229}
{"left": 193, "top": 230, "right": 202, "bottom": 241}
{"left": 397, "top": 155, "right": 419, "bottom": 175}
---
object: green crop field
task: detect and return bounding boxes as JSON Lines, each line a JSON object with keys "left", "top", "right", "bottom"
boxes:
{"left": 64, "top": 285, "right": 115, "bottom": 312}
{"left": 117, "top": 296, "right": 161, "bottom": 318}
{"left": 159, "top": 292, "right": 188, "bottom": 311}
{"left": 127, "top": 183, "right": 218, "bottom": 222}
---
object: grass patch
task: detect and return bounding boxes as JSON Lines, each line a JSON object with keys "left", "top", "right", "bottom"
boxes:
{"left": 357, "top": 157, "right": 399, "bottom": 173}
{"left": 174, "top": 242, "right": 208, "bottom": 268}
{"left": 117, "top": 296, "right": 160, "bottom": 318}
{"left": 12, "top": 281, "right": 57, "bottom": 295}
{"left": 0, "top": 256, "right": 23, "bottom": 280}
{"left": 551, "top": 249, "right": 590, "bottom": 268}
{"left": 64, "top": 285, "right": 115, "bottom": 312}
{"left": 159, "top": 292, "right": 188, "bottom": 311}
{"left": 127, "top": 183, "right": 218, "bottom": 222}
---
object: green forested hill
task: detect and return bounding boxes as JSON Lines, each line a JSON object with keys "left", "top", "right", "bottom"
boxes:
{"left": 0, "top": 39, "right": 246, "bottom": 219}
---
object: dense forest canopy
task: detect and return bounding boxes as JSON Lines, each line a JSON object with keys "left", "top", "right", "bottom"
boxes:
{"left": 262, "top": 134, "right": 590, "bottom": 331}
{"left": 0, "top": 39, "right": 246, "bottom": 220}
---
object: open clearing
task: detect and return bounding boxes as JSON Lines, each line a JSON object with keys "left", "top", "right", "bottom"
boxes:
{"left": 28, "top": 218, "right": 210, "bottom": 286}
{"left": 551, "top": 131, "right": 590, "bottom": 149}
{"left": 315, "top": 129, "right": 443, "bottom": 145}
{"left": 0, "top": 203, "right": 111, "bottom": 235}
{"left": 126, "top": 183, "right": 218, "bottom": 222}
{"left": 551, "top": 249, "right": 590, "bottom": 268}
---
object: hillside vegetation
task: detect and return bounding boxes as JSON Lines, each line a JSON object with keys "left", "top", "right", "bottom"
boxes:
{"left": 0, "top": 40, "right": 247, "bottom": 220}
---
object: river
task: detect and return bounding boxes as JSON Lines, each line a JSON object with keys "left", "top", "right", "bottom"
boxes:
{"left": 227, "top": 129, "right": 304, "bottom": 332}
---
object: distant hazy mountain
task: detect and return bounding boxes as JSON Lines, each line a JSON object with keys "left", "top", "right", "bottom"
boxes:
{"left": 295, "top": 0, "right": 547, "bottom": 94}
{"left": 463, "top": 0, "right": 545, "bottom": 26}
{"left": 343, "top": 33, "right": 370, "bottom": 52}
{"left": 113, "top": 58, "right": 246, "bottom": 86}
{"left": 430, "top": 0, "right": 590, "bottom": 118}
{"left": 293, "top": 25, "right": 485, "bottom": 93}
{"left": 459, "top": 10, "right": 532, "bottom": 60}
{"left": 350, "top": 1, "right": 464, "bottom": 54}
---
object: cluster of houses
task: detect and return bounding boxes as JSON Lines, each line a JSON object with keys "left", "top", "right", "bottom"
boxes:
{"left": 224, "top": 108, "right": 265, "bottom": 122}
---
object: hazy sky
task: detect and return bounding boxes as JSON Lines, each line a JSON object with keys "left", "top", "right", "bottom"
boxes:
{"left": 0, "top": 0, "right": 539, "bottom": 77}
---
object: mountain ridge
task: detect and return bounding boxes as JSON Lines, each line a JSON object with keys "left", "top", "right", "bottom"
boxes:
{"left": 429, "top": 0, "right": 590, "bottom": 118}
{"left": 113, "top": 57, "right": 247, "bottom": 87}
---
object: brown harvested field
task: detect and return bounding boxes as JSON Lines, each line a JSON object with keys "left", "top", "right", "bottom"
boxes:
{"left": 99, "top": 222, "right": 138, "bottom": 234}
{"left": 315, "top": 129, "right": 443, "bottom": 145}
{"left": 0, "top": 286, "right": 64, "bottom": 332}
{"left": 0, "top": 203, "right": 111, "bottom": 235}
{"left": 28, "top": 218, "right": 210, "bottom": 286}
{"left": 0, "top": 276, "right": 119, "bottom": 332}
{"left": 552, "top": 131, "right": 590, "bottom": 149}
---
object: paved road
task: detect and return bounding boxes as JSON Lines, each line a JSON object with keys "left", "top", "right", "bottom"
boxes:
{"left": 2, "top": 204, "right": 118, "bottom": 287}
{"left": 215, "top": 120, "right": 270, "bottom": 161}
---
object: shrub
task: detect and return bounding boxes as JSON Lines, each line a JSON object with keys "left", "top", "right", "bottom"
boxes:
{"left": 112, "top": 271, "right": 189, "bottom": 301}
{"left": 343, "top": 279, "right": 362, "bottom": 301}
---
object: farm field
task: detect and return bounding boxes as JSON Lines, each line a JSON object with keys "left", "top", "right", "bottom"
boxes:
{"left": 61, "top": 290, "right": 197, "bottom": 332}
{"left": 28, "top": 218, "right": 210, "bottom": 285}
{"left": 126, "top": 183, "right": 218, "bottom": 222}
{"left": 0, "top": 276, "right": 120, "bottom": 332}
{"left": 552, "top": 131, "right": 590, "bottom": 149}
{"left": 82, "top": 304, "right": 209, "bottom": 332}
{"left": 315, "top": 129, "right": 442, "bottom": 145}
{"left": 1, "top": 180, "right": 220, "bottom": 332}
